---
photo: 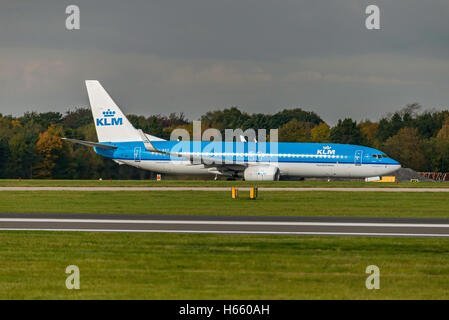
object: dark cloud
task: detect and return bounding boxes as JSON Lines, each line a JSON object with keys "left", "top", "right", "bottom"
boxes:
{"left": 0, "top": 0, "right": 448, "bottom": 124}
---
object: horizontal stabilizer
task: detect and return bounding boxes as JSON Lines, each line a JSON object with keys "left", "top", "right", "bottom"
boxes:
{"left": 61, "top": 138, "right": 117, "bottom": 150}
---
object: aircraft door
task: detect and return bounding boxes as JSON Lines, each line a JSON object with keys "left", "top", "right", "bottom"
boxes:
{"left": 134, "top": 147, "right": 141, "bottom": 162}
{"left": 354, "top": 150, "right": 363, "bottom": 166}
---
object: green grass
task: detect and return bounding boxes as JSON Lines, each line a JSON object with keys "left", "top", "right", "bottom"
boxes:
{"left": 1, "top": 231, "right": 449, "bottom": 299}
{"left": 2, "top": 183, "right": 448, "bottom": 299}
{"left": 0, "top": 179, "right": 447, "bottom": 188}
{"left": 0, "top": 190, "right": 448, "bottom": 218}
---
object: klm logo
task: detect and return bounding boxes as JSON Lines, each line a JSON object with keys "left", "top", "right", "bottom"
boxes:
{"left": 96, "top": 109, "right": 123, "bottom": 126}
{"left": 317, "top": 145, "right": 335, "bottom": 155}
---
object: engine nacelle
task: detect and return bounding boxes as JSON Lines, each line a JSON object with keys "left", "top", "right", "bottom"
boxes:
{"left": 243, "top": 166, "right": 280, "bottom": 181}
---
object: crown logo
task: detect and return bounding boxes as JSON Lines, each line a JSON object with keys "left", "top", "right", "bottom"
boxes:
{"left": 323, "top": 146, "right": 332, "bottom": 150}
{"left": 103, "top": 109, "right": 116, "bottom": 117}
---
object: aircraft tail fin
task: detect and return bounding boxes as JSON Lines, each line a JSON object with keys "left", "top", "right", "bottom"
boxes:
{"left": 85, "top": 80, "right": 141, "bottom": 143}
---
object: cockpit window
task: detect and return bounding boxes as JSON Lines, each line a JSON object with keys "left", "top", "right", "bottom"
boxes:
{"left": 372, "top": 154, "right": 388, "bottom": 159}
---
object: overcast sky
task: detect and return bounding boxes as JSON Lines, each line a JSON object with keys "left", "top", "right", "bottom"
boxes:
{"left": 0, "top": 0, "right": 448, "bottom": 124}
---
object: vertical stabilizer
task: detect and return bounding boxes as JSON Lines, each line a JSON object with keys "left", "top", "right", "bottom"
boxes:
{"left": 86, "top": 80, "right": 140, "bottom": 142}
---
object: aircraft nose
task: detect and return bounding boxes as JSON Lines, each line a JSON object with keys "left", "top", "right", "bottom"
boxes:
{"left": 391, "top": 159, "right": 401, "bottom": 171}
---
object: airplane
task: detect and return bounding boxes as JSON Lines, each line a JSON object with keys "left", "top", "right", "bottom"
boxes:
{"left": 62, "top": 80, "right": 401, "bottom": 181}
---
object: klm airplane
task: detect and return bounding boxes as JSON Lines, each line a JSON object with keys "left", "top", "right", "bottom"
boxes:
{"left": 62, "top": 81, "right": 401, "bottom": 181}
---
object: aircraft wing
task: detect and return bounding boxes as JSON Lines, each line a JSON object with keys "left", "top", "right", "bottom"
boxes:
{"left": 137, "top": 129, "right": 248, "bottom": 173}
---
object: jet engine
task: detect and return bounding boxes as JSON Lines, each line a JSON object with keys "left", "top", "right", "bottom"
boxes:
{"left": 243, "top": 166, "right": 280, "bottom": 181}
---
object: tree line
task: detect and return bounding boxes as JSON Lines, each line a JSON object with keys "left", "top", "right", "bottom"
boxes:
{"left": 0, "top": 103, "right": 448, "bottom": 179}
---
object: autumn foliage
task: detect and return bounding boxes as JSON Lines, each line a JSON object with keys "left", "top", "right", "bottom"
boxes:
{"left": 0, "top": 103, "right": 448, "bottom": 179}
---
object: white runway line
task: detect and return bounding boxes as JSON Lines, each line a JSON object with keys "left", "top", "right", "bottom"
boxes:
{"left": 1, "top": 228, "right": 449, "bottom": 237}
{"left": 1, "top": 218, "right": 449, "bottom": 228}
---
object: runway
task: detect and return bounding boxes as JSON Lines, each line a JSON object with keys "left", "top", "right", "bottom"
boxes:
{"left": 1, "top": 186, "right": 449, "bottom": 192}
{"left": 2, "top": 213, "right": 449, "bottom": 237}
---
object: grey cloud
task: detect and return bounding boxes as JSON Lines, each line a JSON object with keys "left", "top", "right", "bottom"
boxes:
{"left": 0, "top": 0, "right": 448, "bottom": 125}
{"left": 2, "top": 0, "right": 448, "bottom": 60}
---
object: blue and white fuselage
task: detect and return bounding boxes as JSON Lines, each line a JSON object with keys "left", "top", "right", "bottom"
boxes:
{"left": 63, "top": 81, "right": 401, "bottom": 181}
{"left": 95, "top": 141, "right": 400, "bottom": 179}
